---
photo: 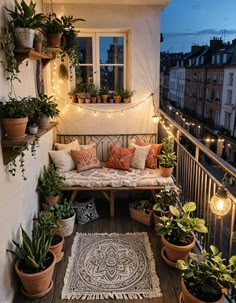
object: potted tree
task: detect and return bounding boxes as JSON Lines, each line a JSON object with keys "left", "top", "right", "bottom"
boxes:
{"left": 36, "top": 94, "right": 60, "bottom": 128}
{"left": 34, "top": 210, "right": 64, "bottom": 263}
{"left": 37, "top": 163, "right": 65, "bottom": 205}
{"left": 7, "top": 224, "right": 56, "bottom": 298}
{"left": 5, "top": 0, "right": 46, "bottom": 48}
{"left": 50, "top": 199, "right": 76, "bottom": 237}
{"left": 177, "top": 245, "right": 236, "bottom": 303}
{"left": 0, "top": 97, "right": 30, "bottom": 139}
{"left": 129, "top": 200, "right": 154, "bottom": 226}
{"left": 153, "top": 184, "right": 182, "bottom": 231}
{"left": 157, "top": 201, "right": 208, "bottom": 268}
{"left": 121, "top": 89, "right": 135, "bottom": 103}
{"left": 158, "top": 137, "right": 176, "bottom": 177}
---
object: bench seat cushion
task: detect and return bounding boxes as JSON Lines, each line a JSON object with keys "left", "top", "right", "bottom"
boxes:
{"left": 60, "top": 166, "right": 174, "bottom": 188}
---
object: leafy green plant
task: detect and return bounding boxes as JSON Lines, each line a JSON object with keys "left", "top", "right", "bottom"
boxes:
{"left": 44, "top": 13, "right": 64, "bottom": 33}
{"left": 0, "top": 97, "right": 30, "bottom": 118}
{"left": 99, "top": 86, "right": 109, "bottom": 95}
{"left": 34, "top": 211, "right": 59, "bottom": 234}
{"left": 130, "top": 200, "right": 153, "bottom": 214}
{"left": 121, "top": 89, "right": 135, "bottom": 99}
{"left": 37, "top": 163, "right": 65, "bottom": 197}
{"left": 50, "top": 199, "right": 75, "bottom": 220}
{"left": 177, "top": 246, "right": 236, "bottom": 303}
{"left": 5, "top": 0, "right": 46, "bottom": 29}
{"left": 153, "top": 184, "right": 182, "bottom": 216}
{"left": 157, "top": 201, "right": 208, "bottom": 245}
{"left": 7, "top": 225, "right": 52, "bottom": 273}
{"left": 36, "top": 94, "right": 60, "bottom": 119}
{"left": 86, "top": 83, "right": 98, "bottom": 97}
{"left": 113, "top": 89, "right": 121, "bottom": 96}
{"left": 158, "top": 137, "right": 177, "bottom": 168}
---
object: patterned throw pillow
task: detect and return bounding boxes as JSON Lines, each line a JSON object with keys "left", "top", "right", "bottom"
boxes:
{"left": 75, "top": 198, "right": 99, "bottom": 224}
{"left": 128, "top": 142, "right": 151, "bottom": 169}
{"left": 135, "top": 139, "right": 163, "bottom": 169}
{"left": 105, "top": 145, "right": 135, "bottom": 171}
{"left": 49, "top": 150, "right": 75, "bottom": 172}
{"left": 71, "top": 147, "right": 101, "bottom": 172}
{"left": 54, "top": 139, "right": 80, "bottom": 151}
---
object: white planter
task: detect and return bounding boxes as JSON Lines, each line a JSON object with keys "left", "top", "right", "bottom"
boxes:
{"left": 29, "top": 125, "right": 39, "bottom": 135}
{"left": 39, "top": 114, "right": 51, "bottom": 128}
{"left": 58, "top": 213, "right": 75, "bottom": 237}
{"left": 14, "top": 28, "right": 35, "bottom": 48}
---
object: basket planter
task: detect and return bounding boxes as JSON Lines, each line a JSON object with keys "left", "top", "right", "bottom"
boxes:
{"left": 58, "top": 212, "right": 76, "bottom": 237}
{"left": 129, "top": 205, "right": 153, "bottom": 226}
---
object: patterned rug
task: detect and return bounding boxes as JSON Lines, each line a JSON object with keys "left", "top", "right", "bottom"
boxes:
{"left": 62, "top": 232, "right": 162, "bottom": 300}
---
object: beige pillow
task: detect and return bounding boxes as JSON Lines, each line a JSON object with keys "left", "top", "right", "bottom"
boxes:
{"left": 49, "top": 150, "right": 75, "bottom": 172}
{"left": 79, "top": 143, "right": 96, "bottom": 150}
{"left": 128, "top": 142, "right": 151, "bottom": 169}
{"left": 54, "top": 139, "right": 80, "bottom": 151}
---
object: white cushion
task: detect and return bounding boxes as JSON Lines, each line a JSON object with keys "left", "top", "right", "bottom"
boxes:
{"left": 54, "top": 139, "right": 80, "bottom": 151}
{"left": 49, "top": 150, "right": 75, "bottom": 172}
{"left": 79, "top": 143, "right": 96, "bottom": 150}
{"left": 128, "top": 142, "right": 151, "bottom": 169}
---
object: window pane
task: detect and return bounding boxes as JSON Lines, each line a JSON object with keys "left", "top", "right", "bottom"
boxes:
{"left": 77, "top": 37, "right": 93, "bottom": 64}
{"left": 100, "top": 66, "right": 123, "bottom": 90}
{"left": 75, "top": 66, "right": 93, "bottom": 84}
{"left": 100, "top": 37, "right": 124, "bottom": 64}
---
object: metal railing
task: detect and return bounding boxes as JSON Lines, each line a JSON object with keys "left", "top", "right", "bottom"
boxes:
{"left": 158, "top": 108, "right": 236, "bottom": 258}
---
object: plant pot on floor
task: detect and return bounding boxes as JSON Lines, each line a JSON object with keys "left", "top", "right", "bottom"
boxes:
{"left": 129, "top": 204, "right": 153, "bottom": 226}
{"left": 45, "top": 195, "right": 60, "bottom": 205}
{"left": 58, "top": 212, "right": 76, "bottom": 237}
{"left": 2, "top": 117, "right": 28, "bottom": 140}
{"left": 50, "top": 232, "right": 64, "bottom": 263}
{"left": 15, "top": 250, "right": 56, "bottom": 299}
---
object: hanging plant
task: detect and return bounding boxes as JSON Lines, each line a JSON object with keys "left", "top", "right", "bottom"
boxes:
{"left": 58, "top": 63, "right": 69, "bottom": 80}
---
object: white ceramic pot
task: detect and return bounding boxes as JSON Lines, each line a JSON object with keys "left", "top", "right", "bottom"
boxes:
{"left": 29, "top": 125, "right": 39, "bottom": 135}
{"left": 39, "top": 114, "right": 51, "bottom": 128}
{"left": 58, "top": 213, "right": 76, "bottom": 237}
{"left": 14, "top": 28, "right": 35, "bottom": 48}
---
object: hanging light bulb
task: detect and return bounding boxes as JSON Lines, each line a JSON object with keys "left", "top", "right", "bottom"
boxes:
{"left": 209, "top": 186, "right": 232, "bottom": 217}
{"left": 152, "top": 115, "right": 159, "bottom": 124}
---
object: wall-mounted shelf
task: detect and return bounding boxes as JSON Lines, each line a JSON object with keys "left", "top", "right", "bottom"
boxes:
{"left": 2, "top": 122, "right": 57, "bottom": 165}
{"left": 14, "top": 48, "right": 52, "bottom": 66}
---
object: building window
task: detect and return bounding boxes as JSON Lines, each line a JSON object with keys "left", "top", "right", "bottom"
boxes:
{"left": 219, "top": 72, "right": 224, "bottom": 84}
{"left": 213, "top": 73, "right": 217, "bottom": 83}
{"left": 226, "top": 89, "right": 232, "bottom": 105}
{"left": 207, "top": 73, "right": 211, "bottom": 82}
{"left": 228, "top": 72, "right": 234, "bottom": 86}
{"left": 76, "top": 32, "right": 127, "bottom": 90}
{"left": 224, "top": 112, "right": 231, "bottom": 129}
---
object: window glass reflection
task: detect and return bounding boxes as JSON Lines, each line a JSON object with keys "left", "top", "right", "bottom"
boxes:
{"left": 100, "top": 66, "right": 123, "bottom": 90}
{"left": 100, "top": 37, "right": 124, "bottom": 64}
{"left": 77, "top": 37, "right": 93, "bottom": 64}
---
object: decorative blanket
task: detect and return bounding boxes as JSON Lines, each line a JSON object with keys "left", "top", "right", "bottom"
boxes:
{"left": 61, "top": 166, "right": 174, "bottom": 188}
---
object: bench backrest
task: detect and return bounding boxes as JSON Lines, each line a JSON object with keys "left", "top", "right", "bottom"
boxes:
{"left": 56, "top": 133, "right": 157, "bottom": 162}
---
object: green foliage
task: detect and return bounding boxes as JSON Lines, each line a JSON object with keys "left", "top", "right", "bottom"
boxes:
{"left": 44, "top": 13, "right": 64, "bottom": 33}
{"left": 36, "top": 94, "right": 60, "bottom": 119}
{"left": 113, "top": 89, "right": 122, "bottom": 96}
{"left": 130, "top": 200, "right": 153, "bottom": 214}
{"left": 153, "top": 184, "right": 182, "bottom": 216}
{"left": 7, "top": 225, "right": 52, "bottom": 273}
{"left": 34, "top": 211, "right": 59, "bottom": 235}
{"left": 86, "top": 83, "right": 98, "bottom": 97}
{"left": 177, "top": 246, "right": 236, "bottom": 302}
{"left": 157, "top": 201, "right": 208, "bottom": 245}
{"left": 0, "top": 97, "right": 30, "bottom": 118}
{"left": 159, "top": 137, "right": 177, "bottom": 168}
{"left": 37, "top": 163, "right": 65, "bottom": 197}
{"left": 121, "top": 89, "right": 135, "bottom": 99}
{"left": 5, "top": 0, "right": 46, "bottom": 29}
{"left": 99, "top": 87, "right": 109, "bottom": 95}
{"left": 50, "top": 199, "right": 75, "bottom": 220}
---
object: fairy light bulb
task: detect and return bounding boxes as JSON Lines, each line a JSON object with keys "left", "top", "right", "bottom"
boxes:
{"left": 94, "top": 111, "right": 97, "bottom": 116}
{"left": 210, "top": 186, "right": 231, "bottom": 217}
{"left": 108, "top": 112, "right": 111, "bottom": 118}
{"left": 121, "top": 111, "right": 124, "bottom": 116}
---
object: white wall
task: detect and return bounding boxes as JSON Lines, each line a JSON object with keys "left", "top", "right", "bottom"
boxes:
{"left": 0, "top": 1, "right": 53, "bottom": 302}
{"left": 44, "top": 3, "right": 161, "bottom": 134}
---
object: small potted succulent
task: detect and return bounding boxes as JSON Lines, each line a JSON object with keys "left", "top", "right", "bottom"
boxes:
{"left": 113, "top": 89, "right": 122, "bottom": 103}
{"left": 157, "top": 201, "right": 208, "bottom": 267}
{"left": 129, "top": 200, "right": 154, "bottom": 226}
{"left": 177, "top": 245, "right": 236, "bottom": 303}
{"left": 158, "top": 137, "right": 177, "bottom": 177}
{"left": 122, "top": 89, "right": 135, "bottom": 103}
{"left": 50, "top": 199, "right": 76, "bottom": 237}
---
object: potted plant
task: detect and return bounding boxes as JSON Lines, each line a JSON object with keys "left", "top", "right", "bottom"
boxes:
{"left": 68, "top": 89, "right": 78, "bottom": 103}
{"left": 157, "top": 201, "right": 208, "bottom": 268}
{"left": 100, "top": 87, "right": 109, "bottom": 103}
{"left": 0, "top": 97, "right": 30, "bottom": 139}
{"left": 113, "top": 89, "right": 122, "bottom": 103}
{"left": 177, "top": 245, "right": 236, "bottom": 303}
{"left": 87, "top": 83, "right": 98, "bottom": 103}
{"left": 36, "top": 94, "right": 60, "bottom": 128}
{"left": 34, "top": 210, "right": 64, "bottom": 263}
{"left": 153, "top": 184, "right": 182, "bottom": 231}
{"left": 122, "top": 89, "right": 135, "bottom": 103}
{"left": 76, "top": 82, "right": 86, "bottom": 103}
{"left": 50, "top": 199, "right": 76, "bottom": 237}
{"left": 7, "top": 224, "right": 56, "bottom": 298}
{"left": 44, "top": 13, "right": 64, "bottom": 48}
{"left": 5, "top": 0, "right": 46, "bottom": 48}
{"left": 33, "top": 32, "right": 45, "bottom": 52}
{"left": 158, "top": 137, "right": 177, "bottom": 177}
{"left": 37, "top": 163, "right": 65, "bottom": 205}
{"left": 129, "top": 200, "right": 154, "bottom": 226}
{"left": 108, "top": 92, "right": 114, "bottom": 103}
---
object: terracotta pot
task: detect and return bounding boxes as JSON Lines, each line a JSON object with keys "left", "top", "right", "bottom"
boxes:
{"left": 45, "top": 195, "right": 60, "bottom": 205}
{"left": 101, "top": 95, "right": 108, "bottom": 103}
{"left": 46, "top": 33, "right": 63, "bottom": 48}
{"left": 123, "top": 98, "right": 130, "bottom": 103}
{"left": 34, "top": 41, "right": 43, "bottom": 53}
{"left": 159, "top": 166, "right": 174, "bottom": 177}
{"left": 97, "top": 96, "right": 102, "bottom": 103}
{"left": 2, "top": 117, "right": 28, "bottom": 140}
{"left": 15, "top": 250, "right": 56, "bottom": 298}
{"left": 161, "top": 233, "right": 195, "bottom": 267}
{"left": 50, "top": 232, "right": 64, "bottom": 263}
{"left": 91, "top": 96, "right": 97, "bottom": 103}
{"left": 71, "top": 95, "right": 77, "bottom": 103}
{"left": 78, "top": 98, "right": 84, "bottom": 104}
{"left": 85, "top": 98, "right": 91, "bottom": 103}
{"left": 58, "top": 213, "right": 76, "bottom": 237}
{"left": 109, "top": 98, "right": 114, "bottom": 103}
{"left": 114, "top": 96, "right": 121, "bottom": 103}
{"left": 153, "top": 212, "right": 162, "bottom": 232}
{"left": 180, "top": 279, "right": 224, "bottom": 303}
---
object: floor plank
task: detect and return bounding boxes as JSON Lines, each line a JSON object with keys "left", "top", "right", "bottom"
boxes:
{"left": 13, "top": 197, "right": 180, "bottom": 303}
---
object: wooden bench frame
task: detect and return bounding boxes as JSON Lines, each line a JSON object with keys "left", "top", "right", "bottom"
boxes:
{"left": 62, "top": 185, "right": 164, "bottom": 217}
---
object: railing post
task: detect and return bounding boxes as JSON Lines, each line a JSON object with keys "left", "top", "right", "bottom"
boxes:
{"left": 195, "top": 146, "right": 199, "bottom": 161}
{"left": 176, "top": 130, "right": 180, "bottom": 184}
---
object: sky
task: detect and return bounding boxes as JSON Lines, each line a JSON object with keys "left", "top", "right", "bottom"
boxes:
{"left": 161, "top": 0, "right": 236, "bottom": 53}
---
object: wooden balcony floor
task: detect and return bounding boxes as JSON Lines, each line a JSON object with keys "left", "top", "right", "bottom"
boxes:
{"left": 13, "top": 194, "right": 181, "bottom": 303}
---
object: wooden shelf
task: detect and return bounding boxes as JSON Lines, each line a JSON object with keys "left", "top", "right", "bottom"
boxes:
{"left": 2, "top": 122, "right": 57, "bottom": 165}
{"left": 14, "top": 48, "right": 52, "bottom": 66}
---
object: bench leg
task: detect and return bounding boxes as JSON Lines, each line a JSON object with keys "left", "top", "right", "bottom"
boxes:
{"left": 70, "top": 190, "right": 78, "bottom": 202}
{"left": 110, "top": 191, "right": 115, "bottom": 217}
{"left": 151, "top": 190, "right": 158, "bottom": 203}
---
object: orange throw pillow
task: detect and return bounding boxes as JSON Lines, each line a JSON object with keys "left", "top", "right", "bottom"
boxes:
{"left": 135, "top": 139, "right": 162, "bottom": 169}
{"left": 105, "top": 145, "right": 135, "bottom": 171}
{"left": 71, "top": 147, "right": 101, "bottom": 172}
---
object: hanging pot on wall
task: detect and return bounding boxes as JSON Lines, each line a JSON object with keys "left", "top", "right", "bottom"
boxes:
{"left": 14, "top": 28, "right": 35, "bottom": 48}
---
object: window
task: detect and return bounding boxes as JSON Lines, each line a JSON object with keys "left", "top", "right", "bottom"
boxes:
{"left": 219, "top": 72, "right": 224, "bottom": 84}
{"left": 226, "top": 89, "right": 232, "bottom": 105}
{"left": 224, "top": 112, "right": 231, "bottom": 129}
{"left": 207, "top": 73, "right": 211, "bottom": 82}
{"left": 76, "top": 32, "right": 127, "bottom": 90}
{"left": 228, "top": 72, "right": 234, "bottom": 86}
